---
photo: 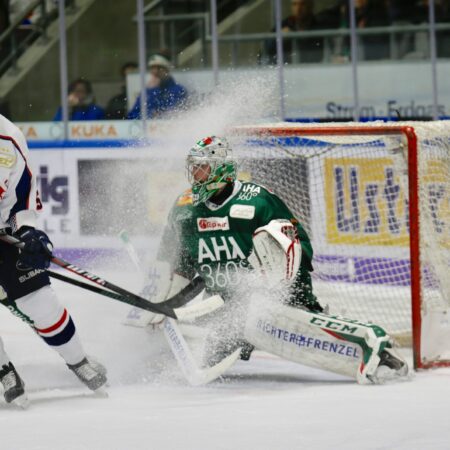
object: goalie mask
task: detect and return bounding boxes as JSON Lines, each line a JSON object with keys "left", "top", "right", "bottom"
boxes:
{"left": 186, "top": 136, "right": 237, "bottom": 206}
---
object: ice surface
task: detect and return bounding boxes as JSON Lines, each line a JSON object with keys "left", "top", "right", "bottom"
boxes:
{"left": 1, "top": 271, "right": 450, "bottom": 450}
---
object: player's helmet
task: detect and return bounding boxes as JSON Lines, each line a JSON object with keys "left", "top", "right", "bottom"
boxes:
{"left": 186, "top": 136, "right": 237, "bottom": 206}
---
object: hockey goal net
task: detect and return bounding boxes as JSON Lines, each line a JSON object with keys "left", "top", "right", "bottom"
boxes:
{"left": 232, "top": 122, "right": 450, "bottom": 369}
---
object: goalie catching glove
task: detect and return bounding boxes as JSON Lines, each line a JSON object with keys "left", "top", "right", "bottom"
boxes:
{"left": 248, "top": 219, "right": 301, "bottom": 289}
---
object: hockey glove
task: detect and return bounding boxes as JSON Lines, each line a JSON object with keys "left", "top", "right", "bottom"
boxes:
{"left": 15, "top": 227, "right": 53, "bottom": 270}
{"left": 248, "top": 219, "right": 301, "bottom": 288}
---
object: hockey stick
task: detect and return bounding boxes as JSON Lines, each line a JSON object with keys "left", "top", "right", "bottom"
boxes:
{"left": 162, "top": 317, "right": 242, "bottom": 386}
{"left": 0, "top": 233, "right": 178, "bottom": 319}
{"left": 119, "top": 231, "right": 241, "bottom": 385}
{"left": 118, "top": 230, "right": 209, "bottom": 311}
{"left": 46, "top": 270, "right": 216, "bottom": 322}
{"left": 49, "top": 255, "right": 177, "bottom": 318}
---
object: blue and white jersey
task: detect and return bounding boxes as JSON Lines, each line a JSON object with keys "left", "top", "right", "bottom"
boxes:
{"left": 0, "top": 114, "right": 41, "bottom": 231}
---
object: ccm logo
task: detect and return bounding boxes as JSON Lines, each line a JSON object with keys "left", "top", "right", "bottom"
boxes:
{"left": 197, "top": 217, "right": 229, "bottom": 232}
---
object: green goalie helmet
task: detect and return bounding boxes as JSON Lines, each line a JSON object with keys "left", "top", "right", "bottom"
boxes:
{"left": 186, "top": 136, "right": 237, "bottom": 206}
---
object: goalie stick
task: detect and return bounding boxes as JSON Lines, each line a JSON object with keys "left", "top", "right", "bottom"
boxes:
{"left": 162, "top": 317, "right": 241, "bottom": 386}
{"left": 0, "top": 232, "right": 208, "bottom": 320}
{"left": 119, "top": 230, "right": 241, "bottom": 385}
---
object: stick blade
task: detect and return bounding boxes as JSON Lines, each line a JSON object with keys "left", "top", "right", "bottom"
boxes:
{"left": 187, "top": 348, "right": 242, "bottom": 386}
{"left": 173, "top": 295, "right": 224, "bottom": 321}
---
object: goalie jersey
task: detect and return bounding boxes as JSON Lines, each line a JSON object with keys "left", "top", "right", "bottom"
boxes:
{"left": 159, "top": 180, "right": 321, "bottom": 311}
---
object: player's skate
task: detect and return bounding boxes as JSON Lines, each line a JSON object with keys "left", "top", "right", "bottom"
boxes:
{"left": 67, "top": 357, "right": 107, "bottom": 392}
{"left": 0, "top": 362, "right": 29, "bottom": 408}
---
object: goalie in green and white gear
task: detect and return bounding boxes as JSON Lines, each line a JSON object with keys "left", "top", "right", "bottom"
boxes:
{"left": 150, "top": 135, "right": 408, "bottom": 384}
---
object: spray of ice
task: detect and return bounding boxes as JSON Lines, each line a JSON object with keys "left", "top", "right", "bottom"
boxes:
{"left": 80, "top": 72, "right": 280, "bottom": 385}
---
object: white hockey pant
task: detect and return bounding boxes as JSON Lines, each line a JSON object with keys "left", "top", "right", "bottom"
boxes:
{"left": 10, "top": 285, "right": 86, "bottom": 365}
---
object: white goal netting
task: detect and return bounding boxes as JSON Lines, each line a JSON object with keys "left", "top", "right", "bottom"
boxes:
{"left": 231, "top": 122, "right": 450, "bottom": 367}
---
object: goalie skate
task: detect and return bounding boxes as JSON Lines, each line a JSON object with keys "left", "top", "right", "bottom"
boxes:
{"left": 370, "top": 348, "right": 409, "bottom": 384}
{"left": 68, "top": 357, "right": 108, "bottom": 392}
{"left": 0, "top": 362, "right": 29, "bottom": 408}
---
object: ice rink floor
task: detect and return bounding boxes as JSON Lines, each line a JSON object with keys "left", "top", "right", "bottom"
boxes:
{"left": 1, "top": 271, "right": 450, "bottom": 450}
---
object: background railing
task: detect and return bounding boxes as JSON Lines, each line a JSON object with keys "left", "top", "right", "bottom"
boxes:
{"left": 0, "top": 0, "right": 55, "bottom": 75}
{"left": 205, "top": 23, "right": 450, "bottom": 65}
{"left": 0, "top": 0, "right": 448, "bottom": 128}
{"left": 143, "top": 13, "right": 209, "bottom": 67}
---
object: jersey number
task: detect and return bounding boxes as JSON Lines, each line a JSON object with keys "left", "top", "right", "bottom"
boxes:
{"left": 200, "top": 261, "right": 245, "bottom": 289}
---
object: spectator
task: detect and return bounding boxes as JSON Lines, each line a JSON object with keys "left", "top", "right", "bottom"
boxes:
{"left": 335, "top": 0, "right": 390, "bottom": 61}
{"left": 387, "top": 0, "right": 450, "bottom": 59}
{"left": 127, "top": 54, "right": 187, "bottom": 120}
{"left": 264, "top": 0, "right": 323, "bottom": 64}
{"left": 386, "top": 0, "right": 417, "bottom": 59}
{"left": 54, "top": 78, "right": 105, "bottom": 121}
{"left": 105, "top": 62, "right": 137, "bottom": 120}
{"left": 396, "top": 0, "right": 443, "bottom": 58}
{"left": 9, "top": 0, "right": 55, "bottom": 24}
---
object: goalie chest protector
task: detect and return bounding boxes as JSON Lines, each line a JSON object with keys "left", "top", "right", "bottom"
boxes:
{"left": 161, "top": 181, "right": 312, "bottom": 293}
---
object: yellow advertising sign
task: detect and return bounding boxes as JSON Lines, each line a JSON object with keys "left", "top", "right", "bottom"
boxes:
{"left": 324, "top": 157, "right": 449, "bottom": 248}
{"left": 421, "top": 157, "right": 450, "bottom": 250}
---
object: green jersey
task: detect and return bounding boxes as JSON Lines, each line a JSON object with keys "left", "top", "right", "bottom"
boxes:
{"left": 159, "top": 180, "right": 320, "bottom": 310}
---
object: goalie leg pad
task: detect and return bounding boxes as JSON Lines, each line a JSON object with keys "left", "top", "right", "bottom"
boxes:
{"left": 244, "top": 298, "right": 408, "bottom": 383}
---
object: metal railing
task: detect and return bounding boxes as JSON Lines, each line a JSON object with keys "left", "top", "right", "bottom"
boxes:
{"left": 136, "top": 0, "right": 248, "bottom": 67}
{"left": 144, "top": 13, "right": 210, "bottom": 66}
{"left": 203, "top": 23, "right": 450, "bottom": 65}
{"left": 141, "top": 0, "right": 164, "bottom": 16}
{"left": 0, "top": 0, "right": 58, "bottom": 76}
{"left": 4, "top": 0, "right": 446, "bottom": 125}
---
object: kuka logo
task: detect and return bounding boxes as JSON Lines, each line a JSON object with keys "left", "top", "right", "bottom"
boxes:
{"left": 197, "top": 217, "right": 229, "bottom": 232}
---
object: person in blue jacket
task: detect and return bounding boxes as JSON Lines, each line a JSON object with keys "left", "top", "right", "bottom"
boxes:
{"left": 127, "top": 54, "right": 187, "bottom": 120}
{"left": 54, "top": 78, "right": 105, "bottom": 121}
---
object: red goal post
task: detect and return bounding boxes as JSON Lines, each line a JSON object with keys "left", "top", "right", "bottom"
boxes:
{"left": 232, "top": 122, "right": 450, "bottom": 370}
